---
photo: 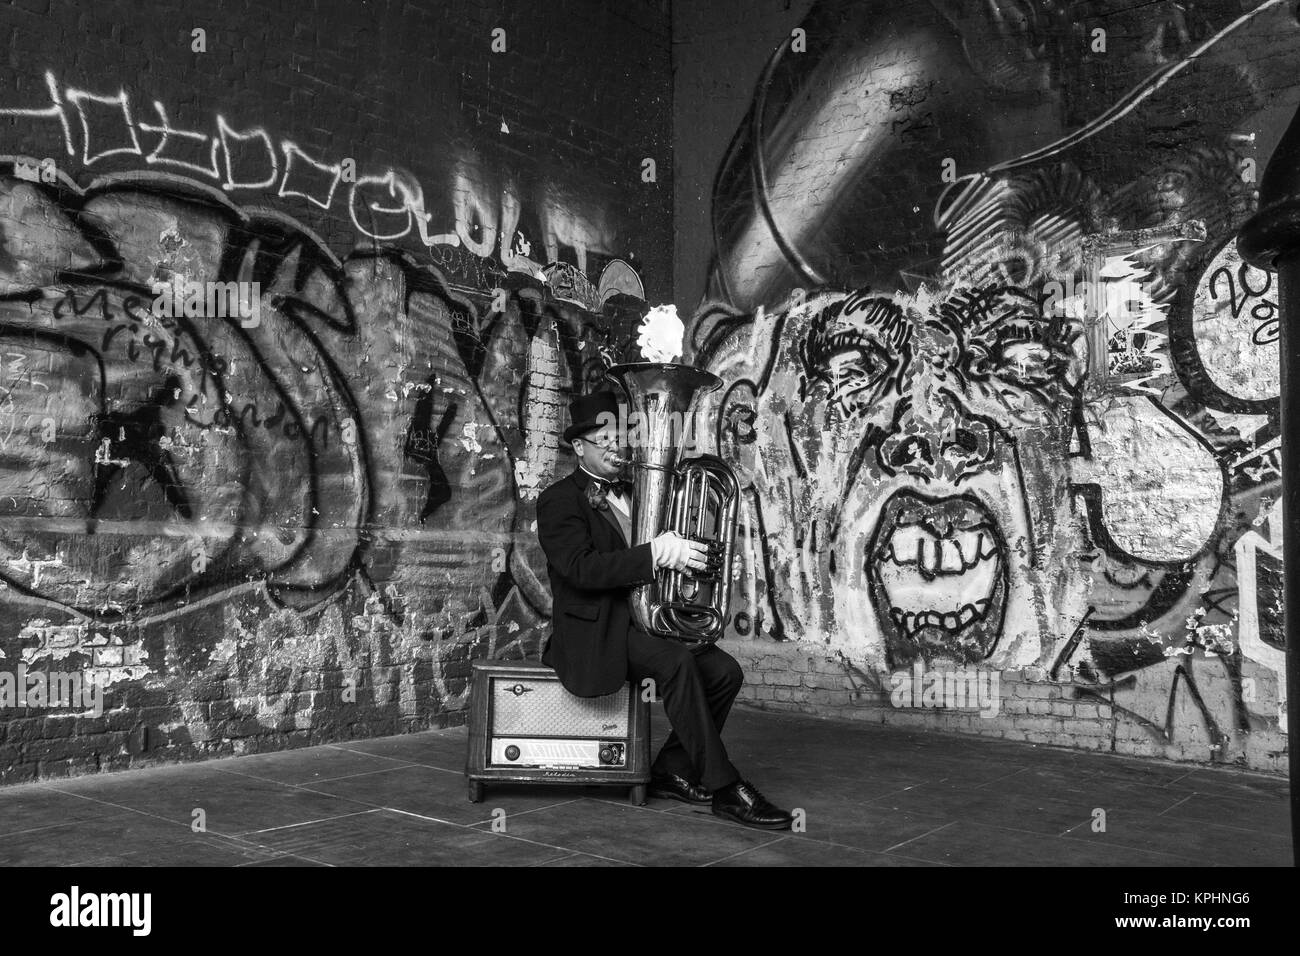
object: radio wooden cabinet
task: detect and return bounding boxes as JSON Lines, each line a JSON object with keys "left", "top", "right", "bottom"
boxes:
{"left": 464, "top": 660, "right": 652, "bottom": 805}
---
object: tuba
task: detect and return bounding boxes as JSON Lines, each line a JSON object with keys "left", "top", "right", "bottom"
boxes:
{"left": 605, "top": 362, "right": 740, "bottom": 643}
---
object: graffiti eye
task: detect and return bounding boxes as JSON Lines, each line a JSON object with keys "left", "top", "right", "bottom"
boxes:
{"left": 826, "top": 345, "right": 892, "bottom": 417}
{"left": 967, "top": 342, "right": 996, "bottom": 376}
{"left": 994, "top": 341, "right": 1060, "bottom": 387}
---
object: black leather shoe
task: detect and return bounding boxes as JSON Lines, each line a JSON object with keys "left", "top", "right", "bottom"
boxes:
{"left": 711, "top": 779, "right": 794, "bottom": 830}
{"left": 649, "top": 772, "right": 712, "bottom": 805}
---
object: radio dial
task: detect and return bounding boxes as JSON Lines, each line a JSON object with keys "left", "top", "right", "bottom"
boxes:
{"left": 504, "top": 745, "right": 521, "bottom": 761}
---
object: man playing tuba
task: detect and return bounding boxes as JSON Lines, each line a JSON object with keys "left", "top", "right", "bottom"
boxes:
{"left": 537, "top": 390, "right": 794, "bottom": 830}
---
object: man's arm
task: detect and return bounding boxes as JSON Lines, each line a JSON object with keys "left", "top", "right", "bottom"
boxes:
{"left": 538, "top": 484, "right": 655, "bottom": 590}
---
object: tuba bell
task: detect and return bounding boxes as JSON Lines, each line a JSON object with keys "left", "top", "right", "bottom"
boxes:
{"left": 605, "top": 362, "right": 740, "bottom": 644}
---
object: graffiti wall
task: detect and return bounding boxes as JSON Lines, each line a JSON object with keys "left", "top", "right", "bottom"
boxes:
{"left": 3, "top": 0, "right": 1290, "bottom": 782}
{"left": 684, "top": 0, "right": 1297, "bottom": 770}
{"left": 0, "top": 0, "right": 671, "bottom": 782}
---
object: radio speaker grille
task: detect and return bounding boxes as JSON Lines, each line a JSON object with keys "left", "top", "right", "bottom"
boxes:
{"left": 491, "top": 677, "right": 629, "bottom": 736}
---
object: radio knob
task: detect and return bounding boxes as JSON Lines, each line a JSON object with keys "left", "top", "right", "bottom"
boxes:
{"left": 599, "top": 746, "right": 614, "bottom": 764}
{"left": 504, "top": 745, "right": 520, "bottom": 761}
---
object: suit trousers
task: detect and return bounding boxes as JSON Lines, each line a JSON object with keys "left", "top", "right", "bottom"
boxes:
{"left": 625, "top": 629, "right": 743, "bottom": 792}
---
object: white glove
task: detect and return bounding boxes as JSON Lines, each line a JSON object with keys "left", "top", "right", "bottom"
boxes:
{"left": 650, "top": 531, "right": 679, "bottom": 568}
{"left": 651, "top": 531, "right": 708, "bottom": 572}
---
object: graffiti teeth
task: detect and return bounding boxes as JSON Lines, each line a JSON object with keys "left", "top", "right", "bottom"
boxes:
{"left": 878, "top": 539, "right": 998, "bottom": 613}
{"left": 889, "top": 600, "right": 989, "bottom": 637}
{"left": 886, "top": 525, "right": 993, "bottom": 576}
{"left": 873, "top": 493, "right": 1005, "bottom": 647}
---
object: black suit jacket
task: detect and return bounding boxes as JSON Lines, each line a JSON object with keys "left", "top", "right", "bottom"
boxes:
{"left": 537, "top": 467, "right": 655, "bottom": 697}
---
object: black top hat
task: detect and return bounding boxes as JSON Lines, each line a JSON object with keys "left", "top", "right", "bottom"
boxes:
{"left": 564, "top": 391, "right": 621, "bottom": 443}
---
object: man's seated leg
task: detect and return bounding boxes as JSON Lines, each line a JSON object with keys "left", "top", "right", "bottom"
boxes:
{"left": 649, "top": 644, "right": 744, "bottom": 789}
{"left": 626, "top": 629, "right": 793, "bottom": 830}
{"left": 626, "top": 629, "right": 739, "bottom": 800}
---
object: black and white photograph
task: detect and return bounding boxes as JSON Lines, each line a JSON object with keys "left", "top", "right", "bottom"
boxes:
{"left": 0, "top": 0, "right": 1294, "bottom": 925}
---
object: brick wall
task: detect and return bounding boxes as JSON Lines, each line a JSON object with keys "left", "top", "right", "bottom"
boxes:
{"left": 722, "top": 640, "right": 1288, "bottom": 773}
{"left": 0, "top": 0, "right": 671, "bottom": 783}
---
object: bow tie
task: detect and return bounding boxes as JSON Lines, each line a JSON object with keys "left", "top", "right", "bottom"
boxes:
{"left": 601, "top": 478, "right": 633, "bottom": 498}
{"left": 582, "top": 473, "right": 633, "bottom": 511}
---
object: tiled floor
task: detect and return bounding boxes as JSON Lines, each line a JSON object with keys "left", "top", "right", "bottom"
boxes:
{"left": 0, "top": 706, "right": 1292, "bottom": 866}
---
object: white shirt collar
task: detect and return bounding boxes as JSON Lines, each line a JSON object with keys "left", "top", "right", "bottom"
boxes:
{"left": 580, "top": 464, "right": 613, "bottom": 485}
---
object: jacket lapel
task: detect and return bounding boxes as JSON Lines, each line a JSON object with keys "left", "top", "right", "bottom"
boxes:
{"left": 572, "top": 467, "right": 628, "bottom": 545}
{"left": 599, "top": 505, "right": 628, "bottom": 545}
{"left": 604, "top": 500, "right": 631, "bottom": 545}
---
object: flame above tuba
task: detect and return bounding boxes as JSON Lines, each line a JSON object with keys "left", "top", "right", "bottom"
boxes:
{"left": 605, "top": 362, "right": 740, "bottom": 643}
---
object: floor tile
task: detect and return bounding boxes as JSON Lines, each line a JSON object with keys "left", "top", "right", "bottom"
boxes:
{"left": 0, "top": 785, "right": 129, "bottom": 838}
{"left": 865, "top": 783, "right": 1096, "bottom": 835}
{"left": 534, "top": 852, "right": 638, "bottom": 866}
{"left": 302, "top": 764, "right": 592, "bottom": 826}
{"left": 325, "top": 732, "right": 469, "bottom": 771}
{"left": 469, "top": 798, "right": 779, "bottom": 866}
{"left": 209, "top": 745, "right": 414, "bottom": 785}
{"left": 1, "top": 804, "right": 271, "bottom": 866}
{"left": 239, "top": 853, "right": 332, "bottom": 867}
{"left": 46, "top": 765, "right": 375, "bottom": 836}
{"left": 708, "top": 835, "right": 946, "bottom": 867}
{"left": 1175, "top": 768, "right": 1294, "bottom": 800}
{"left": 1060, "top": 810, "right": 1292, "bottom": 866}
{"left": 252, "top": 809, "right": 561, "bottom": 866}
{"left": 1156, "top": 791, "right": 1292, "bottom": 836}
{"left": 892, "top": 821, "right": 1203, "bottom": 867}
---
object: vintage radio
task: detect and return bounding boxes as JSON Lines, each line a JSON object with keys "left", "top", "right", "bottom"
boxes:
{"left": 465, "top": 659, "right": 651, "bottom": 805}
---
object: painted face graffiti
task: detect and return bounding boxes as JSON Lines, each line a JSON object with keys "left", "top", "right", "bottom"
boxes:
{"left": 779, "top": 282, "right": 1085, "bottom": 667}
